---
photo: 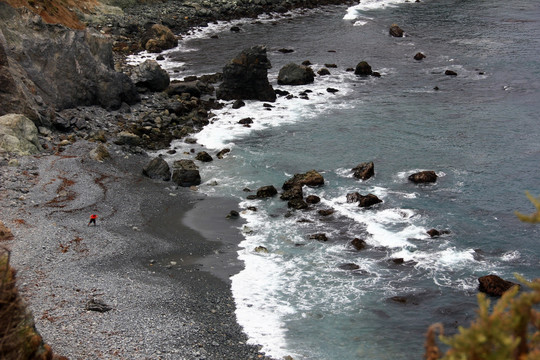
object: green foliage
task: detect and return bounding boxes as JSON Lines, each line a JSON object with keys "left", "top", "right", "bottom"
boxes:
{"left": 425, "top": 276, "right": 540, "bottom": 360}
{"left": 515, "top": 192, "right": 540, "bottom": 223}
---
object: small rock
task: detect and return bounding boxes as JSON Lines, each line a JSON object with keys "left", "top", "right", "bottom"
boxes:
{"left": 85, "top": 298, "right": 112, "bottom": 312}
{"left": 254, "top": 246, "right": 269, "bottom": 253}
{"left": 414, "top": 52, "right": 426, "bottom": 60}
{"left": 445, "top": 70, "right": 458, "bottom": 76}
{"left": 309, "top": 233, "right": 328, "bottom": 242}
{"left": 195, "top": 151, "right": 213, "bottom": 162}
{"left": 351, "top": 238, "right": 367, "bottom": 251}
{"left": 408, "top": 171, "right": 437, "bottom": 184}
{"left": 389, "top": 24, "right": 404, "bottom": 37}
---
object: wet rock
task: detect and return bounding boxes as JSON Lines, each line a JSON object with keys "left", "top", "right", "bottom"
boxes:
{"left": 172, "top": 159, "right": 201, "bottom": 187}
{"left": 414, "top": 52, "right": 426, "bottom": 60}
{"left": 130, "top": 60, "right": 170, "bottom": 92}
{"left": 351, "top": 238, "right": 367, "bottom": 251}
{"left": 339, "top": 263, "right": 360, "bottom": 271}
{"left": 216, "top": 148, "right": 230, "bottom": 159}
{"left": 278, "top": 48, "right": 294, "bottom": 53}
{"left": 280, "top": 185, "right": 303, "bottom": 201}
{"left": 317, "top": 68, "right": 331, "bottom": 76}
{"left": 282, "top": 170, "right": 324, "bottom": 190}
{"left": 478, "top": 275, "right": 518, "bottom": 296}
{"left": 346, "top": 192, "right": 362, "bottom": 203}
{"left": 277, "top": 63, "right": 315, "bottom": 85}
{"left": 391, "top": 258, "right": 404, "bottom": 265}
{"left": 114, "top": 131, "right": 141, "bottom": 146}
{"left": 142, "top": 156, "right": 170, "bottom": 181}
{"left": 354, "top": 61, "right": 373, "bottom": 76}
{"left": 217, "top": 45, "right": 276, "bottom": 102}
{"left": 389, "top": 24, "right": 404, "bottom": 37}
{"left": 226, "top": 210, "right": 240, "bottom": 219}
{"left": 238, "top": 117, "right": 253, "bottom": 125}
{"left": 408, "top": 171, "right": 437, "bottom": 184}
{"left": 326, "top": 88, "right": 339, "bottom": 94}
{"left": 305, "top": 195, "right": 321, "bottom": 204}
{"left": 89, "top": 143, "right": 111, "bottom": 162}
{"left": 288, "top": 198, "right": 308, "bottom": 210}
{"left": 141, "top": 24, "right": 178, "bottom": 53}
{"left": 445, "top": 70, "right": 458, "bottom": 76}
{"left": 0, "top": 114, "right": 43, "bottom": 155}
{"left": 232, "top": 99, "right": 245, "bottom": 109}
{"left": 254, "top": 246, "right": 269, "bottom": 253}
{"left": 309, "top": 233, "right": 328, "bottom": 242}
{"left": 318, "top": 209, "right": 335, "bottom": 216}
{"left": 166, "top": 80, "right": 213, "bottom": 98}
{"left": 195, "top": 151, "right": 213, "bottom": 162}
{"left": 256, "top": 185, "right": 278, "bottom": 198}
{"left": 358, "top": 194, "right": 383, "bottom": 208}
{"left": 352, "top": 161, "right": 374, "bottom": 180}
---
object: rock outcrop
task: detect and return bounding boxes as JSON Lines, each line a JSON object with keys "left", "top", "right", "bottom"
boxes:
{"left": 277, "top": 63, "right": 315, "bottom": 85}
{"left": 0, "top": 3, "right": 139, "bottom": 126}
{"left": 408, "top": 171, "right": 438, "bottom": 184}
{"left": 216, "top": 45, "right": 276, "bottom": 102}
{"left": 0, "top": 114, "right": 43, "bottom": 155}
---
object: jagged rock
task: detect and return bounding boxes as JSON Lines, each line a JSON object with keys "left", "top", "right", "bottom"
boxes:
{"left": 195, "top": 151, "right": 213, "bottom": 162}
{"left": 352, "top": 161, "right": 374, "bottom": 180}
{"left": 172, "top": 159, "right": 201, "bottom": 187}
{"left": 408, "top": 171, "right": 437, "bottom": 184}
{"left": 282, "top": 170, "right": 324, "bottom": 190}
{"left": 305, "top": 195, "right": 320, "bottom": 204}
{"left": 288, "top": 198, "right": 308, "bottom": 210}
{"left": 256, "top": 185, "right": 278, "bottom": 198}
{"left": 358, "top": 194, "right": 383, "bottom": 208}
{"left": 130, "top": 60, "right": 170, "bottom": 92}
{"left": 141, "top": 24, "right": 178, "bottom": 53}
{"left": 389, "top": 24, "right": 404, "bottom": 37}
{"left": 114, "top": 131, "right": 141, "bottom": 146}
{"left": 89, "top": 143, "right": 110, "bottom": 162}
{"left": 0, "top": 220, "right": 14, "bottom": 240}
{"left": 414, "top": 52, "right": 426, "bottom": 60}
{"left": 280, "top": 185, "right": 303, "bottom": 201}
{"left": 277, "top": 63, "right": 315, "bottom": 85}
{"left": 0, "top": 114, "right": 42, "bottom": 155}
{"left": 309, "top": 233, "right": 328, "bottom": 242}
{"left": 351, "top": 238, "right": 366, "bottom": 251}
{"left": 142, "top": 156, "right": 170, "bottom": 181}
{"left": 478, "top": 275, "right": 518, "bottom": 296}
{"left": 216, "top": 45, "right": 276, "bottom": 102}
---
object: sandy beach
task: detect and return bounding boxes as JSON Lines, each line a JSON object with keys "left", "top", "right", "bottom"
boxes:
{"left": 0, "top": 140, "right": 271, "bottom": 359}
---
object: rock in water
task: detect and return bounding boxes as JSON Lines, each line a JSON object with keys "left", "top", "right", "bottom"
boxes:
{"left": 256, "top": 185, "right": 278, "bottom": 198}
{"left": 282, "top": 170, "right": 325, "bottom": 190}
{"left": 130, "top": 60, "right": 170, "bottom": 92}
{"left": 172, "top": 159, "right": 201, "bottom": 187}
{"left": 0, "top": 114, "right": 42, "bottom": 155}
{"left": 216, "top": 45, "right": 276, "bottom": 102}
{"left": 142, "top": 156, "right": 170, "bottom": 181}
{"left": 277, "top": 63, "right": 315, "bottom": 85}
{"left": 389, "top": 24, "right": 404, "bottom": 37}
{"left": 352, "top": 161, "right": 375, "bottom": 180}
{"left": 354, "top": 61, "right": 373, "bottom": 76}
{"left": 478, "top": 275, "right": 518, "bottom": 296}
{"left": 408, "top": 171, "right": 438, "bottom": 184}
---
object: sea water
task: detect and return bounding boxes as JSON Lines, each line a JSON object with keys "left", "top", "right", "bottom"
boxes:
{"left": 129, "top": 0, "right": 540, "bottom": 358}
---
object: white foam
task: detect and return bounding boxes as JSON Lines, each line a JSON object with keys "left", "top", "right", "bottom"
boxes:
{"left": 344, "top": 0, "right": 413, "bottom": 20}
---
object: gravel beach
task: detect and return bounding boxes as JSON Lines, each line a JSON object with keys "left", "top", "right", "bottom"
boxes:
{"left": 0, "top": 140, "right": 272, "bottom": 359}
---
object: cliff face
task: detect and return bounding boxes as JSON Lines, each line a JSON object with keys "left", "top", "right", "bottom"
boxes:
{"left": 0, "top": 2, "right": 139, "bottom": 126}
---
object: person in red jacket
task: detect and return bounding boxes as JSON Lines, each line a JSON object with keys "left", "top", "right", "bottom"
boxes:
{"left": 88, "top": 214, "right": 98, "bottom": 226}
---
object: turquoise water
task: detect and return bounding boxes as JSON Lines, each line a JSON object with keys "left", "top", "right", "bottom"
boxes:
{"left": 136, "top": 0, "right": 540, "bottom": 358}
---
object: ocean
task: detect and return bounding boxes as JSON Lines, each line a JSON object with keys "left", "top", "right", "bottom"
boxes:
{"left": 129, "top": 0, "right": 540, "bottom": 358}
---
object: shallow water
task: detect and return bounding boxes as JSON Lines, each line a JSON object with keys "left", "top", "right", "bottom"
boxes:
{"left": 131, "top": 0, "right": 540, "bottom": 358}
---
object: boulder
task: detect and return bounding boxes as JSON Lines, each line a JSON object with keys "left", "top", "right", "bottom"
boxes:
{"left": 309, "top": 233, "right": 328, "bottom": 242}
{"left": 89, "top": 143, "right": 110, "bottom": 162}
{"left": 354, "top": 61, "right": 373, "bottom": 76}
{"left": 317, "top": 68, "right": 331, "bottom": 76}
{"left": 216, "top": 148, "right": 230, "bottom": 159}
{"left": 254, "top": 246, "right": 269, "bottom": 253}
{"left": 166, "top": 80, "right": 213, "bottom": 98}
{"left": 141, "top": 24, "right": 178, "bottom": 53}
{"left": 277, "top": 63, "right": 315, "bottom": 85}
{"left": 478, "top": 275, "right": 518, "bottom": 297}
{"left": 389, "top": 24, "right": 404, "bottom": 37}
{"left": 318, "top": 209, "right": 335, "bottom": 216}
{"left": 351, "top": 238, "right": 366, "bottom": 251}
{"left": 114, "top": 131, "right": 141, "bottom": 146}
{"left": 172, "top": 159, "right": 201, "bottom": 187}
{"left": 352, "top": 161, "right": 374, "bottom": 180}
{"left": 130, "top": 60, "right": 170, "bottom": 92}
{"left": 282, "top": 170, "right": 324, "bottom": 190}
{"left": 358, "top": 194, "right": 383, "bottom": 208}
{"left": 142, "top": 156, "right": 170, "bottom": 181}
{"left": 288, "top": 198, "right": 308, "bottom": 210}
{"left": 305, "top": 195, "right": 321, "bottom": 204}
{"left": 445, "top": 70, "right": 458, "bottom": 76}
{"left": 346, "top": 192, "right": 362, "bottom": 203}
{"left": 414, "top": 52, "right": 426, "bottom": 60}
{"left": 408, "top": 171, "right": 438, "bottom": 184}
{"left": 0, "top": 114, "right": 42, "bottom": 155}
{"left": 195, "top": 151, "right": 213, "bottom": 162}
{"left": 216, "top": 45, "right": 276, "bottom": 102}
{"left": 256, "top": 185, "right": 278, "bottom": 198}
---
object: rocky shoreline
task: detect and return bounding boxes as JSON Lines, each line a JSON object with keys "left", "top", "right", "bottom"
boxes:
{"left": 0, "top": 0, "right": 355, "bottom": 359}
